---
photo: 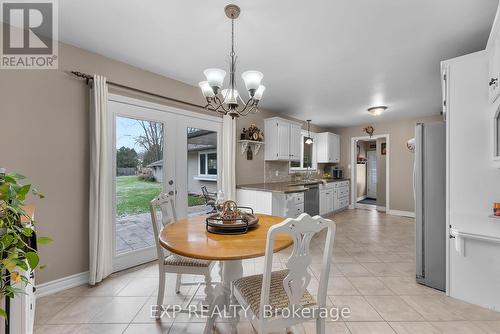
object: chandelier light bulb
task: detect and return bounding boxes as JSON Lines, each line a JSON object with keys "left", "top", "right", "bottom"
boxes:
{"left": 253, "top": 85, "right": 266, "bottom": 101}
{"left": 198, "top": 81, "right": 215, "bottom": 98}
{"left": 204, "top": 68, "right": 226, "bottom": 89}
{"left": 220, "top": 89, "right": 240, "bottom": 105}
{"left": 242, "top": 70, "right": 264, "bottom": 93}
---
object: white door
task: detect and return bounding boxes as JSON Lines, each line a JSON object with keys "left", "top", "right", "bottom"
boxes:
{"left": 109, "top": 95, "right": 222, "bottom": 271}
{"left": 367, "top": 150, "right": 377, "bottom": 199}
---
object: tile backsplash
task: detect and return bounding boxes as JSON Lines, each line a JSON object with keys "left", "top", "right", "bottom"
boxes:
{"left": 264, "top": 161, "right": 327, "bottom": 183}
{"left": 264, "top": 161, "right": 291, "bottom": 183}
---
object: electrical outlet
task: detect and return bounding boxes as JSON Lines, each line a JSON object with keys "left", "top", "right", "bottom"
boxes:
{"left": 275, "top": 170, "right": 279, "bottom": 176}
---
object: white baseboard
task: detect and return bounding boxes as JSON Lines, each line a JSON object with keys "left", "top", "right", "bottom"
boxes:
{"left": 36, "top": 271, "right": 89, "bottom": 298}
{"left": 388, "top": 209, "right": 415, "bottom": 218}
{"left": 377, "top": 206, "right": 386, "bottom": 212}
{"left": 356, "top": 195, "right": 367, "bottom": 202}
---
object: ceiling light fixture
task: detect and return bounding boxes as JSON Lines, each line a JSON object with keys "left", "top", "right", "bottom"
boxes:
{"left": 305, "top": 120, "right": 313, "bottom": 145}
{"left": 199, "top": 4, "right": 265, "bottom": 119}
{"left": 367, "top": 106, "right": 388, "bottom": 116}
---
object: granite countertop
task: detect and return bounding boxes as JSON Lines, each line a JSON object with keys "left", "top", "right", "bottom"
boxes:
{"left": 237, "top": 179, "right": 350, "bottom": 193}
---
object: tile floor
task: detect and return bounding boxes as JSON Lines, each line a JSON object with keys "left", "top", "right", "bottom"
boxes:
{"left": 35, "top": 209, "right": 500, "bottom": 333}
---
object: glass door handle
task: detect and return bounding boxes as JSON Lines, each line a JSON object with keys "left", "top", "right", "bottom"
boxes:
{"left": 168, "top": 180, "right": 174, "bottom": 185}
{"left": 168, "top": 190, "right": 174, "bottom": 196}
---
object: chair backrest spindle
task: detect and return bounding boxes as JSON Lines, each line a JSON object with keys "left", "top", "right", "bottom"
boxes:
{"left": 149, "top": 192, "right": 177, "bottom": 259}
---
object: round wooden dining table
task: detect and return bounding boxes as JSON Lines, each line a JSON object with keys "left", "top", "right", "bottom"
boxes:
{"left": 159, "top": 213, "right": 293, "bottom": 334}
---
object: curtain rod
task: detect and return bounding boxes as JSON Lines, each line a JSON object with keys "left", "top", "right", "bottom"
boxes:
{"left": 69, "top": 71, "right": 214, "bottom": 112}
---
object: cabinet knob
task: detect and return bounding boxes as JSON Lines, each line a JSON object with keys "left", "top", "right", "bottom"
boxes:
{"left": 489, "top": 78, "right": 498, "bottom": 86}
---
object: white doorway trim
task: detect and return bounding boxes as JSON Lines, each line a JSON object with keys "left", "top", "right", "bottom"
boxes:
{"left": 350, "top": 134, "right": 390, "bottom": 213}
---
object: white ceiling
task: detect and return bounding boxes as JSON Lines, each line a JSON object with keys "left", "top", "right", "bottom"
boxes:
{"left": 58, "top": 0, "right": 498, "bottom": 127}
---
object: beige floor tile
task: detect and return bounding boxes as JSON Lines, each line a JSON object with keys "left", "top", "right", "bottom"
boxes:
{"left": 118, "top": 277, "right": 159, "bottom": 297}
{"left": 34, "top": 325, "right": 80, "bottom": 334}
{"left": 302, "top": 321, "right": 351, "bottom": 333}
{"left": 330, "top": 295, "right": 383, "bottom": 321}
{"left": 379, "top": 276, "right": 443, "bottom": 296}
{"left": 47, "top": 296, "right": 113, "bottom": 324}
{"left": 364, "top": 295, "right": 424, "bottom": 321}
{"left": 346, "top": 321, "right": 396, "bottom": 334}
{"left": 429, "top": 321, "right": 491, "bottom": 333}
{"left": 90, "top": 296, "right": 148, "bottom": 323}
{"left": 388, "top": 322, "right": 441, "bottom": 334}
{"left": 35, "top": 324, "right": 127, "bottom": 334}
{"left": 124, "top": 322, "right": 172, "bottom": 333}
{"left": 167, "top": 322, "right": 208, "bottom": 333}
{"left": 473, "top": 321, "right": 500, "bottom": 333}
{"left": 326, "top": 276, "right": 360, "bottom": 295}
{"left": 35, "top": 297, "right": 75, "bottom": 325}
{"left": 336, "top": 263, "right": 372, "bottom": 277}
{"left": 347, "top": 277, "right": 394, "bottom": 295}
{"left": 400, "top": 295, "right": 466, "bottom": 321}
{"left": 132, "top": 296, "right": 184, "bottom": 323}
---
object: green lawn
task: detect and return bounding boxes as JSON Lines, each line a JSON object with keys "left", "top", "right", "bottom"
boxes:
{"left": 116, "top": 176, "right": 207, "bottom": 216}
{"left": 116, "top": 176, "right": 162, "bottom": 216}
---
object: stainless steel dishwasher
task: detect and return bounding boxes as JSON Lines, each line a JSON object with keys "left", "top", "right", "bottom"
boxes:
{"left": 304, "top": 184, "right": 319, "bottom": 216}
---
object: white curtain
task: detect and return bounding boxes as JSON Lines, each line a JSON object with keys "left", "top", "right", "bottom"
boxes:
{"left": 222, "top": 115, "right": 236, "bottom": 200}
{"left": 89, "top": 75, "right": 113, "bottom": 285}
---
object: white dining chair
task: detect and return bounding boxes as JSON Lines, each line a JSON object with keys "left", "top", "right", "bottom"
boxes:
{"left": 231, "top": 213, "right": 336, "bottom": 334}
{"left": 150, "top": 192, "right": 215, "bottom": 317}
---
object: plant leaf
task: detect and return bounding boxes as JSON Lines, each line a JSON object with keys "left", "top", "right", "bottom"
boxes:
{"left": 25, "top": 252, "right": 39, "bottom": 270}
{"left": 2, "top": 258, "right": 16, "bottom": 272}
{"left": 17, "top": 184, "right": 31, "bottom": 200}
{"left": 7, "top": 173, "right": 26, "bottom": 180}
{"left": 0, "top": 308, "right": 7, "bottom": 319}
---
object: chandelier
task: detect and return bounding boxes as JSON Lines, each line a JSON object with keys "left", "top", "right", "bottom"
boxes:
{"left": 199, "top": 4, "right": 265, "bottom": 118}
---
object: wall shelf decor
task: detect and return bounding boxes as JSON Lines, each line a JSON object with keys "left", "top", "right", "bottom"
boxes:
{"left": 238, "top": 140, "right": 264, "bottom": 156}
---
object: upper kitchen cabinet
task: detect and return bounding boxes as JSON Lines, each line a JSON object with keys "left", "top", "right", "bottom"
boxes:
{"left": 264, "top": 117, "right": 302, "bottom": 161}
{"left": 316, "top": 132, "right": 340, "bottom": 163}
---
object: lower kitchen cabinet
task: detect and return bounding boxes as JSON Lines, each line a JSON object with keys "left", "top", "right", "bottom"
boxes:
{"left": 319, "top": 181, "right": 350, "bottom": 216}
{"left": 236, "top": 189, "right": 304, "bottom": 218}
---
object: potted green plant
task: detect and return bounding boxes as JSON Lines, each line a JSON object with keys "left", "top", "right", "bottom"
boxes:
{"left": 0, "top": 171, "right": 51, "bottom": 319}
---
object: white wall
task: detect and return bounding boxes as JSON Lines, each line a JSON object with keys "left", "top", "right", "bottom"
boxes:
{"left": 444, "top": 50, "right": 500, "bottom": 311}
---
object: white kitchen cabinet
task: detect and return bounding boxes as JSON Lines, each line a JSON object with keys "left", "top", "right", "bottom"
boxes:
{"left": 289, "top": 123, "right": 302, "bottom": 162}
{"left": 236, "top": 188, "right": 304, "bottom": 218}
{"left": 316, "top": 132, "right": 340, "bottom": 163}
{"left": 319, "top": 183, "right": 334, "bottom": 215}
{"left": 333, "top": 181, "right": 350, "bottom": 212}
{"left": 264, "top": 117, "right": 302, "bottom": 161}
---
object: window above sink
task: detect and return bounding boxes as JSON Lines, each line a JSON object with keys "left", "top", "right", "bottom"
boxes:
{"left": 290, "top": 130, "right": 318, "bottom": 172}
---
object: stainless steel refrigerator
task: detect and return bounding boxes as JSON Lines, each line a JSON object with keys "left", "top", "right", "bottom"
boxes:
{"left": 414, "top": 122, "right": 446, "bottom": 291}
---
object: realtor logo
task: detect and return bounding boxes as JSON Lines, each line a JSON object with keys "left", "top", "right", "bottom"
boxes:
{"left": 1, "top": 0, "right": 58, "bottom": 69}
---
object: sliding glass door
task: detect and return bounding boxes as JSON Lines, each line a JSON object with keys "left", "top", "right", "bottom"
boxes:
{"left": 108, "top": 95, "right": 221, "bottom": 271}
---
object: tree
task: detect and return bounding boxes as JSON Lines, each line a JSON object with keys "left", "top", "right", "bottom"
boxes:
{"left": 135, "top": 120, "right": 163, "bottom": 165}
{"left": 116, "top": 146, "right": 139, "bottom": 168}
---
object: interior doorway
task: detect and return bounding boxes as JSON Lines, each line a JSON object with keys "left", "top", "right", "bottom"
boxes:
{"left": 351, "top": 135, "right": 389, "bottom": 212}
